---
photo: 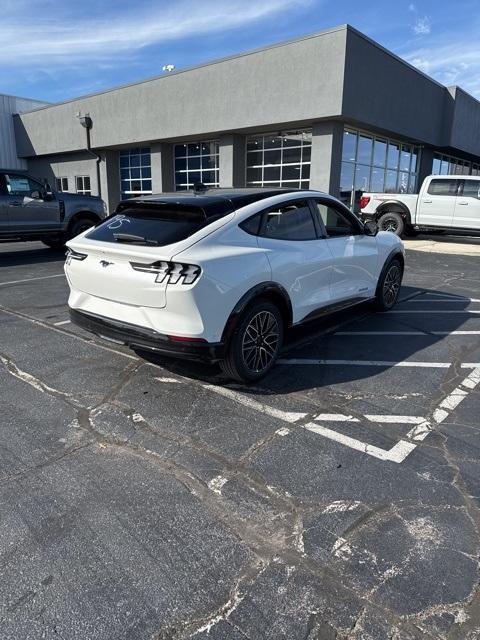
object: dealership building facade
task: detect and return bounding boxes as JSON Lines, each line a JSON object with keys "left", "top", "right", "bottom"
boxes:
{"left": 6, "top": 24, "right": 480, "bottom": 213}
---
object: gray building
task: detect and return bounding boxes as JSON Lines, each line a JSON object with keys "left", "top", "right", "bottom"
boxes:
{"left": 8, "top": 24, "right": 480, "bottom": 213}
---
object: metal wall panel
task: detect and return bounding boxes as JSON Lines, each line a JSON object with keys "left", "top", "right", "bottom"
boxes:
{"left": 0, "top": 94, "right": 48, "bottom": 169}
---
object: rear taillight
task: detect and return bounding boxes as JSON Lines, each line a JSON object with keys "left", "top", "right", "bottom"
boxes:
{"left": 359, "top": 196, "right": 371, "bottom": 210}
{"left": 130, "top": 260, "right": 201, "bottom": 285}
{"left": 65, "top": 248, "right": 87, "bottom": 264}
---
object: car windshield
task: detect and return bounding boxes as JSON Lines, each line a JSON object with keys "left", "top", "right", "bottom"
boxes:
{"left": 86, "top": 205, "right": 209, "bottom": 246}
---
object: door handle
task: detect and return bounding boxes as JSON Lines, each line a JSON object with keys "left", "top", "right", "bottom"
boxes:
{"left": 457, "top": 201, "right": 469, "bottom": 205}
{"left": 8, "top": 201, "right": 22, "bottom": 207}
{"left": 422, "top": 199, "right": 432, "bottom": 203}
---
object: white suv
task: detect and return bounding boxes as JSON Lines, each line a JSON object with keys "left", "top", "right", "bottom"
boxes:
{"left": 65, "top": 189, "right": 405, "bottom": 382}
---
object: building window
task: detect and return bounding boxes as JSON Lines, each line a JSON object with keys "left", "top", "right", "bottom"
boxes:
{"left": 246, "top": 130, "right": 311, "bottom": 189}
{"left": 75, "top": 176, "right": 91, "bottom": 195}
{"left": 432, "top": 153, "right": 473, "bottom": 177}
{"left": 174, "top": 141, "right": 219, "bottom": 191}
{"left": 341, "top": 128, "right": 421, "bottom": 211}
{"left": 120, "top": 147, "right": 152, "bottom": 199}
{"left": 56, "top": 177, "right": 68, "bottom": 192}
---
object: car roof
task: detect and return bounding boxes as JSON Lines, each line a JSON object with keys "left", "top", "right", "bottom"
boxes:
{"left": 119, "top": 188, "right": 322, "bottom": 221}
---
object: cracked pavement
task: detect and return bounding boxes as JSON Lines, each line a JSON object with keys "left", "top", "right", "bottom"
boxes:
{"left": 0, "top": 241, "right": 479, "bottom": 639}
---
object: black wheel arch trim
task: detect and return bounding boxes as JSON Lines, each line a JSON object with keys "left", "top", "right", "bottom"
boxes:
{"left": 376, "top": 201, "right": 412, "bottom": 223}
{"left": 221, "top": 282, "right": 293, "bottom": 343}
{"left": 376, "top": 249, "right": 405, "bottom": 297}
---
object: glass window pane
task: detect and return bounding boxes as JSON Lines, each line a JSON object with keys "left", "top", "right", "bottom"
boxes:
{"left": 142, "top": 180, "right": 152, "bottom": 191}
{"left": 340, "top": 162, "right": 354, "bottom": 207}
{"left": 120, "top": 155, "right": 129, "bottom": 168}
{"left": 440, "top": 161, "right": 449, "bottom": 175}
{"left": 357, "top": 136, "right": 373, "bottom": 165}
{"left": 188, "top": 143, "right": 201, "bottom": 156}
{"left": 130, "top": 154, "right": 140, "bottom": 167}
{"left": 408, "top": 174, "right": 418, "bottom": 193}
{"left": 387, "top": 143, "right": 400, "bottom": 169}
{"left": 264, "top": 166, "right": 281, "bottom": 182}
{"left": 247, "top": 138, "right": 262, "bottom": 151}
{"left": 263, "top": 202, "right": 316, "bottom": 241}
{"left": 301, "top": 164, "right": 310, "bottom": 181}
{"left": 432, "top": 156, "right": 442, "bottom": 174}
{"left": 263, "top": 149, "right": 281, "bottom": 165}
{"left": 385, "top": 170, "right": 398, "bottom": 192}
{"left": 188, "top": 156, "right": 201, "bottom": 170}
{"left": 141, "top": 167, "right": 151, "bottom": 179}
{"left": 264, "top": 135, "right": 283, "bottom": 149}
{"left": 427, "top": 179, "right": 459, "bottom": 196}
{"left": 462, "top": 180, "right": 480, "bottom": 198}
{"left": 373, "top": 139, "right": 387, "bottom": 167}
{"left": 282, "top": 147, "right": 302, "bottom": 164}
{"left": 400, "top": 146, "right": 412, "bottom": 172}
{"left": 370, "top": 167, "right": 385, "bottom": 192}
{"left": 175, "top": 144, "right": 188, "bottom": 158}
{"left": 302, "top": 146, "right": 311, "bottom": 163}
{"left": 130, "top": 168, "right": 140, "bottom": 179}
{"left": 247, "top": 167, "right": 262, "bottom": 183}
{"left": 141, "top": 154, "right": 150, "bottom": 166}
{"left": 282, "top": 165, "right": 302, "bottom": 181}
{"left": 354, "top": 164, "right": 370, "bottom": 192}
{"left": 175, "top": 158, "right": 187, "bottom": 172}
{"left": 411, "top": 148, "right": 419, "bottom": 173}
{"left": 282, "top": 132, "right": 306, "bottom": 147}
{"left": 342, "top": 130, "right": 357, "bottom": 162}
{"left": 398, "top": 172, "right": 409, "bottom": 193}
{"left": 246, "top": 151, "right": 263, "bottom": 166}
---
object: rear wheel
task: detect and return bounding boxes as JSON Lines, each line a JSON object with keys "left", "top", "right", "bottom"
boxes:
{"left": 377, "top": 212, "right": 404, "bottom": 236}
{"left": 220, "top": 299, "right": 284, "bottom": 383}
{"left": 68, "top": 217, "right": 95, "bottom": 239}
{"left": 373, "top": 259, "right": 403, "bottom": 311}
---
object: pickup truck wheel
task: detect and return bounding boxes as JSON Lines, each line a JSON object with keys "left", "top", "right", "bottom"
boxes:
{"left": 373, "top": 259, "right": 403, "bottom": 311}
{"left": 377, "top": 212, "right": 404, "bottom": 236}
{"left": 68, "top": 218, "right": 95, "bottom": 240}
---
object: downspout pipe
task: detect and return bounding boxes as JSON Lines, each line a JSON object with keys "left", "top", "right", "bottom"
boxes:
{"left": 79, "top": 114, "right": 102, "bottom": 199}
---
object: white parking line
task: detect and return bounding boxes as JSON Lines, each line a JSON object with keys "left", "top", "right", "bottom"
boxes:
{"left": 53, "top": 320, "right": 71, "bottom": 326}
{"left": 405, "top": 299, "right": 480, "bottom": 303}
{"left": 313, "top": 414, "right": 424, "bottom": 424}
{"left": 424, "top": 293, "right": 478, "bottom": 301}
{"left": 0, "top": 273, "right": 64, "bottom": 287}
{"left": 336, "top": 331, "right": 480, "bottom": 336}
{"left": 278, "top": 359, "right": 480, "bottom": 368}
{"left": 388, "top": 310, "right": 480, "bottom": 314}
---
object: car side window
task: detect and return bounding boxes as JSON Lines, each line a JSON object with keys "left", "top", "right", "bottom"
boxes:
{"left": 462, "top": 180, "right": 480, "bottom": 199}
{"left": 427, "top": 179, "right": 459, "bottom": 196}
{"left": 261, "top": 200, "right": 317, "bottom": 241}
{"left": 0, "top": 173, "right": 8, "bottom": 196}
{"left": 5, "top": 174, "right": 41, "bottom": 197}
{"left": 314, "top": 201, "right": 356, "bottom": 237}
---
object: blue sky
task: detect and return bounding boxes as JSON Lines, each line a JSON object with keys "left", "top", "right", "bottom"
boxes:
{"left": 2, "top": 0, "right": 479, "bottom": 104}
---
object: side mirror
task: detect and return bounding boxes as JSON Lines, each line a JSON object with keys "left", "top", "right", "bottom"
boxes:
{"left": 363, "top": 221, "right": 378, "bottom": 236}
{"left": 30, "top": 190, "right": 42, "bottom": 200}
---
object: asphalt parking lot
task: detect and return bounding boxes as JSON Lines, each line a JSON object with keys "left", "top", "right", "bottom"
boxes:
{"left": 1, "top": 237, "right": 479, "bottom": 640}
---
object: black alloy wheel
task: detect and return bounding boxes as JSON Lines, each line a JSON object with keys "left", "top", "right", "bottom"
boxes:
{"left": 220, "top": 299, "right": 284, "bottom": 383}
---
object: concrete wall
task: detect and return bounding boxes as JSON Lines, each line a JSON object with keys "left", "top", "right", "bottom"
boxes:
{"left": 14, "top": 27, "right": 347, "bottom": 157}
{"left": 0, "top": 94, "right": 48, "bottom": 169}
{"left": 27, "top": 152, "right": 99, "bottom": 195}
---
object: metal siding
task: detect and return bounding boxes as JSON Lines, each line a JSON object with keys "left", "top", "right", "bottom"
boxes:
{"left": 0, "top": 94, "right": 48, "bottom": 169}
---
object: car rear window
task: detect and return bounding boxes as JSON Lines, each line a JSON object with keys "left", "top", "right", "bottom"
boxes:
{"left": 86, "top": 204, "right": 215, "bottom": 246}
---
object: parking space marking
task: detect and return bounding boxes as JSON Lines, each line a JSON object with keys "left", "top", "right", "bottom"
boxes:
{"left": 53, "top": 320, "right": 71, "bottom": 326}
{"left": 406, "top": 299, "right": 480, "bottom": 303}
{"left": 0, "top": 274, "right": 64, "bottom": 287}
{"left": 205, "top": 366, "right": 480, "bottom": 464}
{"left": 336, "top": 331, "right": 480, "bottom": 336}
{"left": 388, "top": 310, "right": 480, "bottom": 314}
{"left": 278, "top": 359, "right": 480, "bottom": 368}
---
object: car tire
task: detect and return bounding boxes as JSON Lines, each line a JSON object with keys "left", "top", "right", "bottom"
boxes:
{"left": 373, "top": 258, "right": 403, "bottom": 312}
{"left": 377, "top": 212, "right": 404, "bottom": 236}
{"left": 220, "top": 299, "right": 284, "bottom": 383}
{"left": 68, "top": 217, "right": 95, "bottom": 240}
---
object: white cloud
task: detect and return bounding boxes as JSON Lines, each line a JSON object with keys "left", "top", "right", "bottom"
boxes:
{"left": 403, "top": 41, "right": 480, "bottom": 98}
{"left": 0, "top": 0, "right": 311, "bottom": 66}
{"left": 412, "top": 16, "right": 431, "bottom": 35}
{"left": 408, "top": 3, "right": 417, "bottom": 12}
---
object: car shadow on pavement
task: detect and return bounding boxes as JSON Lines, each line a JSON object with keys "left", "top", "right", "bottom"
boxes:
{"left": 0, "top": 244, "right": 66, "bottom": 267}
{"left": 136, "top": 285, "right": 473, "bottom": 394}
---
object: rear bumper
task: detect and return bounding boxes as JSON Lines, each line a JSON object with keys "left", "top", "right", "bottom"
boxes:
{"left": 69, "top": 309, "right": 225, "bottom": 362}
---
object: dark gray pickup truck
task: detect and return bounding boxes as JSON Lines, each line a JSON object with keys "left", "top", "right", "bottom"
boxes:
{"left": 0, "top": 169, "right": 107, "bottom": 248}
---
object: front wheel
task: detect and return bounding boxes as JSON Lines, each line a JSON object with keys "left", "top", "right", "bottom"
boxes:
{"left": 220, "top": 299, "right": 284, "bottom": 383}
{"left": 373, "top": 259, "right": 403, "bottom": 311}
{"left": 68, "top": 217, "right": 95, "bottom": 240}
{"left": 377, "top": 212, "right": 404, "bottom": 236}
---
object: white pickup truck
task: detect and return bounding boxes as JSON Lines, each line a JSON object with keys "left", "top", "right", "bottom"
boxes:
{"left": 359, "top": 174, "right": 480, "bottom": 237}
